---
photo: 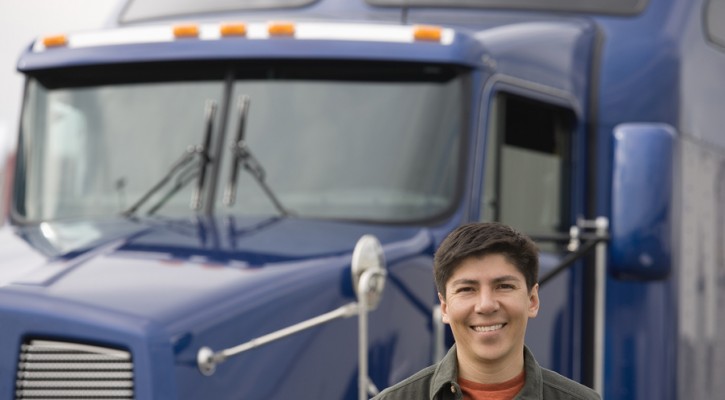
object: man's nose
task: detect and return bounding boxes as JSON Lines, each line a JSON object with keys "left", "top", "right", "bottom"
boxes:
{"left": 474, "top": 288, "right": 499, "bottom": 314}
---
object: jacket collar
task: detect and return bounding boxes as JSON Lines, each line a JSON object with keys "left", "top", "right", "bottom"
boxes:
{"left": 428, "top": 344, "right": 543, "bottom": 399}
{"left": 429, "top": 344, "right": 461, "bottom": 399}
{"left": 516, "top": 346, "right": 543, "bottom": 399}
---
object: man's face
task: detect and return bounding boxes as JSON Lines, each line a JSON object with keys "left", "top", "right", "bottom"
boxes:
{"left": 439, "top": 254, "right": 539, "bottom": 371}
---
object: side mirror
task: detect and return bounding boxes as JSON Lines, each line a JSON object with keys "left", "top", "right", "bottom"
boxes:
{"left": 351, "top": 235, "right": 386, "bottom": 310}
{"left": 610, "top": 123, "right": 675, "bottom": 280}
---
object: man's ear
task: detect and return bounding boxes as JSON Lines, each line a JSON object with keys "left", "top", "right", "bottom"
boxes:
{"left": 528, "top": 283, "right": 540, "bottom": 318}
{"left": 438, "top": 292, "right": 450, "bottom": 324}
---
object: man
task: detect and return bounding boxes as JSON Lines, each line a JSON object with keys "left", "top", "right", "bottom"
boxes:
{"left": 373, "top": 222, "right": 600, "bottom": 400}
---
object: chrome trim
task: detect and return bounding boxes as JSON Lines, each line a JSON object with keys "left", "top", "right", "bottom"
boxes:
{"left": 592, "top": 217, "right": 608, "bottom": 397}
{"left": 358, "top": 268, "right": 384, "bottom": 399}
{"left": 433, "top": 306, "right": 446, "bottom": 362}
{"left": 15, "top": 340, "right": 134, "bottom": 400}
{"left": 572, "top": 217, "right": 608, "bottom": 396}
{"left": 197, "top": 302, "right": 360, "bottom": 376}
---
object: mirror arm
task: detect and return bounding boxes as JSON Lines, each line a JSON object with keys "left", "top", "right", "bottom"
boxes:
{"left": 197, "top": 302, "right": 360, "bottom": 376}
{"left": 538, "top": 217, "right": 610, "bottom": 286}
{"left": 539, "top": 234, "right": 609, "bottom": 286}
{"left": 197, "top": 235, "right": 387, "bottom": 400}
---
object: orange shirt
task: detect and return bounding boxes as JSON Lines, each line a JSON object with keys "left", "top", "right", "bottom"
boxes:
{"left": 458, "top": 370, "right": 526, "bottom": 400}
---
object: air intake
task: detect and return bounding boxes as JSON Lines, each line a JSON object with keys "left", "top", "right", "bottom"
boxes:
{"left": 16, "top": 339, "right": 134, "bottom": 399}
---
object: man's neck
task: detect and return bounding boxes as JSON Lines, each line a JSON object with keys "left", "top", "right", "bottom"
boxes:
{"left": 456, "top": 347, "right": 525, "bottom": 385}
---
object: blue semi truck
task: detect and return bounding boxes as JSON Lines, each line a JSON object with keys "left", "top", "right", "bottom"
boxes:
{"left": 2, "top": 0, "right": 725, "bottom": 399}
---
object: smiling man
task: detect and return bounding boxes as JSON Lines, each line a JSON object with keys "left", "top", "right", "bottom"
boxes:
{"left": 373, "top": 222, "right": 600, "bottom": 400}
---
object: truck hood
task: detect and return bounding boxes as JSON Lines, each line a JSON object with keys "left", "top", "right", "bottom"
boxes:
{"left": 0, "top": 216, "right": 433, "bottom": 327}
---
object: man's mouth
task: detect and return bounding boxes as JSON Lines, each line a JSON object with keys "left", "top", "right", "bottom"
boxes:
{"left": 472, "top": 323, "right": 505, "bottom": 333}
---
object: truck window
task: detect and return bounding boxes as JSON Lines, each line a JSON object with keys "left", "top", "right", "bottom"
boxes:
{"left": 218, "top": 62, "right": 467, "bottom": 222}
{"left": 19, "top": 75, "right": 226, "bottom": 221}
{"left": 16, "top": 61, "right": 468, "bottom": 223}
{"left": 481, "top": 92, "right": 574, "bottom": 242}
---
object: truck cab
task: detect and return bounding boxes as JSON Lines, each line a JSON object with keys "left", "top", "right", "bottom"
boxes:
{"left": 3, "top": 0, "right": 725, "bottom": 399}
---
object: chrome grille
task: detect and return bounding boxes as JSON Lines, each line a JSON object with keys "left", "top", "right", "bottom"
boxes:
{"left": 16, "top": 340, "right": 134, "bottom": 399}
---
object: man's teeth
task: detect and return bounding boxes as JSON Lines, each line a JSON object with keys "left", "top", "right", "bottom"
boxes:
{"left": 473, "top": 324, "right": 503, "bottom": 332}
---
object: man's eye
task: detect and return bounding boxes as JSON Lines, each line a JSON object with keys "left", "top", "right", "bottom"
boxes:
{"left": 456, "top": 287, "right": 474, "bottom": 293}
{"left": 498, "top": 284, "right": 515, "bottom": 290}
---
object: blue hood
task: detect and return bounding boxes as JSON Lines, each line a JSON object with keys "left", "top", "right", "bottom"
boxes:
{"left": 0, "top": 216, "right": 433, "bottom": 328}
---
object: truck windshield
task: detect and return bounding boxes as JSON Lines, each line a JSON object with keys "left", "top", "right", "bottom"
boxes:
{"left": 17, "top": 61, "right": 466, "bottom": 223}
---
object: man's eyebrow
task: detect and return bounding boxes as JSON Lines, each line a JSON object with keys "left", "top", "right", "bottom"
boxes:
{"left": 491, "top": 275, "right": 523, "bottom": 284}
{"left": 450, "top": 275, "right": 523, "bottom": 287}
{"left": 450, "top": 278, "right": 479, "bottom": 286}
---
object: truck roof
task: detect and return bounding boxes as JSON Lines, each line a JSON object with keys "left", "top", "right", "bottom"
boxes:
{"left": 17, "top": 21, "right": 487, "bottom": 72}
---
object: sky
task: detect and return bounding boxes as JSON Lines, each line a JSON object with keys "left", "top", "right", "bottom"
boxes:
{"left": 0, "top": 0, "right": 119, "bottom": 153}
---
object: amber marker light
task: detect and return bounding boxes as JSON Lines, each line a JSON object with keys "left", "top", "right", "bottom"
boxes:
{"left": 173, "top": 24, "right": 200, "bottom": 38}
{"left": 220, "top": 23, "right": 247, "bottom": 37}
{"left": 413, "top": 25, "right": 442, "bottom": 42}
{"left": 42, "top": 34, "right": 68, "bottom": 48}
{"left": 268, "top": 21, "right": 295, "bottom": 37}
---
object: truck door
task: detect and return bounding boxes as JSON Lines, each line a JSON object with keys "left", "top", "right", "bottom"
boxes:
{"left": 479, "top": 88, "right": 587, "bottom": 382}
{"left": 471, "top": 20, "right": 599, "bottom": 388}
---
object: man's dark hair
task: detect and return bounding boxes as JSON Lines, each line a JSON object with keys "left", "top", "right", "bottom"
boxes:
{"left": 434, "top": 222, "right": 539, "bottom": 296}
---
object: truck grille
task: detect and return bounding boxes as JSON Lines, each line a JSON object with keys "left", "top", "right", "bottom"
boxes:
{"left": 15, "top": 340, "right": 134, "bottom": 399}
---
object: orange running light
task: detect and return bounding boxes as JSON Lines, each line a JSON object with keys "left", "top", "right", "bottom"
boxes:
{"left": 42, "top": 34, "right": 68, "bottom": 48}
{"left": 173, "top": 24, "right": 200, "bottom": 38}
{"left": 220, "top": 23, "right": 247, "bottom": 37}
{"left": 268, "top": 21, "right": 295, "bottom": 37}
{"left": 413, "top": 25, "right": 442, "bottom": 42}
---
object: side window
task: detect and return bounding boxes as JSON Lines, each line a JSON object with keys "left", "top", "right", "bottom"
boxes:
{"left": 481, "top": 92, "right": 574, "bottom": 243}
{"left": 706, "top": 0, "right": 725, "bottom": 50}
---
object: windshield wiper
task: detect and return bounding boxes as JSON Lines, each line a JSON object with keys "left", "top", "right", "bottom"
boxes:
{"left": 123, "top": 100, "right": 217, "bottom": 217}
{"left": 190, "top": 100, "right": 217, "bottom": 210}
{"left": 223, "top": 95, "right": 292, "bottom": 216}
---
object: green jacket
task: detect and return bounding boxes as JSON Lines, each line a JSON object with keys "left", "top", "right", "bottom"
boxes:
{"left": 372, "top": 345, "right": 600, "bottom": 400}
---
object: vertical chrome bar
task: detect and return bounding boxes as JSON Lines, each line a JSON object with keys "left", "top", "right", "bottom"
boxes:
{"left": 593, "top": 217, "right": 608, "bottom": 397}
{"left": 358, "top": 269, "right": 372, "bottom": 400}
{"left": 433, "top": 307, "right": 445, "bottom": 362}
